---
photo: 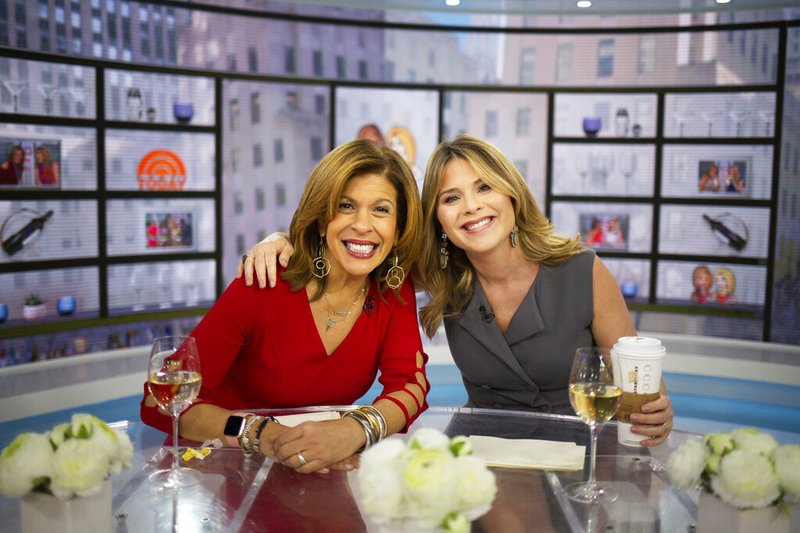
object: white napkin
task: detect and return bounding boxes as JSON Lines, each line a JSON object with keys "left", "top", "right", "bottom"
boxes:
{"left": 275, "top": 411, "right": 341, "bottom": 427}
{"left": 469, "top": 435, "right": 586, "bottom": 471}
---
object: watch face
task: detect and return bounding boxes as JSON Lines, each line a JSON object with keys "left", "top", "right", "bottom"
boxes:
{"left": 223, "top": 415, "right": 245, "bottom": 437}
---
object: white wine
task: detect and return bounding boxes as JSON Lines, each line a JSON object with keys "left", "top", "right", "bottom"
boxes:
{"left": 148, "top": 370, "right": 202, "bottom": 414}
{"left": 569, "top": 382, "right": 622, "bottom": 426}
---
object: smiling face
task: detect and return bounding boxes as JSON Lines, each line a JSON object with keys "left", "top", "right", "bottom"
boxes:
{"left": 323, "top": 173, "right": 398, "bottom": 282}
{"left": 436, "top": 158, "right": 515, "bottom": 257}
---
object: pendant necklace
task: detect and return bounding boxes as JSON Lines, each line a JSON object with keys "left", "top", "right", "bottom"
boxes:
{"left": 323, "top": 281, "right": 367, "bottom": 331}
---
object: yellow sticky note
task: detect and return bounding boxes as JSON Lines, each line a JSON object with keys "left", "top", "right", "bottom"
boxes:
{"left": 182, "top": 447, "right": 212, "bottom": 462}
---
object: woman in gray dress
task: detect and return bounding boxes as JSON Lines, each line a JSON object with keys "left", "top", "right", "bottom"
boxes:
{"left": 240, "top": 135, "right": 674, "bottom": 446}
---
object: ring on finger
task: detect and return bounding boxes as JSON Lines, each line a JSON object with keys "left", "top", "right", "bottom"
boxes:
{"left": 296, "top": 451, "right": 307, "bottom": 466}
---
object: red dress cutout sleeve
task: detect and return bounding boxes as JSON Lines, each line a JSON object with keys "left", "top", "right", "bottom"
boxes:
{"left": 140, "top": 272, "right": 428, "bottom": 434}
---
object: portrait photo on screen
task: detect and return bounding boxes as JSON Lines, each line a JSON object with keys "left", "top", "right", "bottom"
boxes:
{"left": 580, "top": 213, "right": 629, "bottom": 251}
{"left": 0, "top": 137, "right": 61, "bottom": 188}
{"left": 144, "top": 212, "right": 194, "bottom": 250}
{"left": 697, "top": 159, "right": 749, "bottom": 195}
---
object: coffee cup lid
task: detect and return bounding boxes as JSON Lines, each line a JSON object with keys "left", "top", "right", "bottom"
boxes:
{"left": 613, "top": 336, "right": 666, "bottom": 357}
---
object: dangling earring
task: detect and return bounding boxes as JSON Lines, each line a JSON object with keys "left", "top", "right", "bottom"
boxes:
{"left": 386, "top": 254, "right": 406, "bottom": 290}
{"left": 439, "top": 232, "right": 449, "bottom": 270}
{"left": 312, "top": 236, "right": 331, "bottom": 278}
{"left": 510, "top": 225, "right": 519, "bottom": 248}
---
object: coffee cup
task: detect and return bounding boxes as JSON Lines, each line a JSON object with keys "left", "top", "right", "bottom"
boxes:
{"left": 611, "top": 336, "right": 666, "bottom": 446}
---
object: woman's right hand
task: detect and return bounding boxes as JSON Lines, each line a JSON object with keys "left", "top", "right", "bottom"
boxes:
{"left": 236, "top": 232, "right": 294, "bottom": 288}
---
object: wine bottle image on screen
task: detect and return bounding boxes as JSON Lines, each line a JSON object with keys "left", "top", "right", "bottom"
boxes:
{"left": 702, "top": 214, "right": 747, "bottom": 251}
{"left": 1, "top": 210, "right": 54, "bottom": 256}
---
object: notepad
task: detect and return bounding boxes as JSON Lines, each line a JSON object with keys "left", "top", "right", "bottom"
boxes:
{"left": 468, "top": 435, "right": 586, "bottom": 471}
{"left": 275, "top": 411, "right": 342, "bottom": 427}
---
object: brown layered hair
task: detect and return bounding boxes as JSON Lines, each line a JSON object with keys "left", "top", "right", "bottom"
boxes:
{"left": 283, "top": 139, "right": 423, "bottom": 300}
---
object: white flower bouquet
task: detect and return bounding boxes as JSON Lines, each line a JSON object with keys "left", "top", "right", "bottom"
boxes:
{"left": 0, "top": 414, "right": 133, "bottom": 500}
{"left": 667, "top": 427, "right": 800, "bottom": 509}
{"left": 357, "top": 428, "right": 497, "bottom": 533}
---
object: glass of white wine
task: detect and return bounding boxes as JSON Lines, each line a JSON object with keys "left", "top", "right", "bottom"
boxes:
{"left": 147, "top": 335, "right": 202, "bottom": 489}
{"left": 566, "top": 346, "right": 622, "bottom": 503}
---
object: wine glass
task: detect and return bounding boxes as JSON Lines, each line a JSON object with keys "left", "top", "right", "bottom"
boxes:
{"left": 147, "top": 336, "right": 203, "bottom": 489}
{"left": 2, "top": 80, "right": 28, "bottom": 113}
{"left": 566, "top": 346, "right": 621, "bottom": 503}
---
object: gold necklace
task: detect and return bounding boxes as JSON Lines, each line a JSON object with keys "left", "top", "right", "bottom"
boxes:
{"left": 322, "top": 281, "right": 367, "bottom": 331}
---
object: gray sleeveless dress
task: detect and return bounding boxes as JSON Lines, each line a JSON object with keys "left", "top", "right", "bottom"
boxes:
{"left": 444, "top": 249, "right": 596, "bottom": 415}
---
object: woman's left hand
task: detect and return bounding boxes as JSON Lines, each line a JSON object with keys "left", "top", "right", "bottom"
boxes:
{"left": 629, "top": 393, "right": 674, "bottom": 446}
{"left": 272, "top": 418, "right": 365, "bottom": 474}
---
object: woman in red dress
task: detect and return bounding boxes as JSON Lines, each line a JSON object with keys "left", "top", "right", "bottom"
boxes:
{"left": 141, "top": 140, "right": 428, "bottom": 474}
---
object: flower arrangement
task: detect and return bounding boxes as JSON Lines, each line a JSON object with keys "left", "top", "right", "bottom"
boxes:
{"left": 667, "top": 428, "right": 800, "bottom": 509}
{"left": 0, "top": 414, "right": 133, "bottom": 500}
{"left": 357, "top": 428, "right": 497, "bottom": 533}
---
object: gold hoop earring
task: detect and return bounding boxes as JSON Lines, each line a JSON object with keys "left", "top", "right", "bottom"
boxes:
{"left": 386, "top": 254, "right": 405, "bottom": 290}
{"left": 439, "top": 232, "right": 449, "bottom": 270}
{"left": 510, "top": 225, "right": 519, "bottom": 248}
{"left": 312, "top": 236, "right": 331, "bottom": 278}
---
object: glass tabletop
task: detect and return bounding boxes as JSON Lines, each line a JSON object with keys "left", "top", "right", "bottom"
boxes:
{"left": 0, "top": 406, "right": 780, "bottom": 532}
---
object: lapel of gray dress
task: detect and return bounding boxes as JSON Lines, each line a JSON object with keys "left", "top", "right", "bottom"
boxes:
{"left": 457, "top": 277, "right": 543, "bottom": 388}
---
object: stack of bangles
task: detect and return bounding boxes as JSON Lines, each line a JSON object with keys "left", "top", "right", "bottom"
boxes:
{"left": 343, "top": 405, "right": 387, "bottom": 452}
{"left": 237, "top": 414, "right": 278, "bottom": 456}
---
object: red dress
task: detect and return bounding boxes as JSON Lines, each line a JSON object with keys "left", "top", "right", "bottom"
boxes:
{"left": 140, "top": 273, "right": 429, "bottom": 434}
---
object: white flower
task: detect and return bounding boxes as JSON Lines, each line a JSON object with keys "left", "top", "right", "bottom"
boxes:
{"left": 711, "top": 449, "right": 781, "bottom": 509}
{"left": 449, "top": 435, "right": 472, "bottom": 457}
{"left": 358, "top": 440, "right": 406, "bottom": 523}
{"left": 409, "top": 428, "right": 451, "bottom": 451}
{"left": 454, "top": 455, "right": 496, "bottom": 520}
{"left": 112, "top": 429, "right": 134, "bottom": 473}
{"left": 703, "top": 433, "right": 734, "bottom": 456}
{"left": 358, "top": 430, "right": 496, "bottom": 528}
{"left": 667, "top": 439, "right": 708, "bottom": 490}
{"left": 50, "top": 438, "right": 110, "bottom": 499}
{"left": 730, "top": 428, "right": 778, "bottom": 457}
{"left": 0, "top": 433, "right": 53, "bottom": 497}
{"left": 402, "top": 448, "right": 459, "bottom": 525}
{"left": 772, "top": 444, "right": 800, "bottom": 499}
{"left": 441, "top": 512, "right": 470, "bottom": 533}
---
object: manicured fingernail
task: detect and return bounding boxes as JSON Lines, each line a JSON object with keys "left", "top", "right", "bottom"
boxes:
{"left": 270, "top": 280, "right": 275, "bottom": 288}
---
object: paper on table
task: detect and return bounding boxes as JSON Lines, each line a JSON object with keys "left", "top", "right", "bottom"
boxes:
{"left": 275, "top": 411, "right": 341, "bottom": 427}
{"left": 469, "top": 435, "right": 586, "bottom": 471}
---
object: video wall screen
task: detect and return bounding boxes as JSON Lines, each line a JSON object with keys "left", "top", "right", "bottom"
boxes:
{"left": 551, "top": 201, "right": 654, "bottom": 254}
{"left": 657, "top": 260, "right": 767, "bottom": 309}
{"left": 0, "top": 200, "right": 98, "bottom": 264}
{"left": 0, "top": 124, "right": 97, "bottom": 190}
{"left": 105, "top": 129, "right": 216, "bottom": 191}
{"left": 664, "top": 92, "right": 776, "bottom": 139}
{"left": 658, "top": 204, "right": 770, "bottom": 260}
{"left": 0, "top": 267, "right": 100, "bottom": 328}
{"left": 105, "top": 199, "right": 216, "bottom": 256}
{"left": 661, "top": 144, "right": 773, "bottom": 200}
{"left": 335, "top": 86, "right": 439, "bottom": 194}
{"left": 105, "top": 69, "right": 215, "bottom": 126}
{"left": 551, "top": 143, "right": 656, "bottom": 197}
{"left": 107, "top": 259, "right": 216, "bottom": 315}
{"left": 444, "top": 91, "right": 549, "bottom": 203}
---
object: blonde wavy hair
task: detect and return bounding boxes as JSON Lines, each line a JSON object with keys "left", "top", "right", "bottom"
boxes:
{"left": 283, "top": 139, "right": 423, "bottom": 300}
{"left": 418, "top": 135, "right": 583, "bottom": 338}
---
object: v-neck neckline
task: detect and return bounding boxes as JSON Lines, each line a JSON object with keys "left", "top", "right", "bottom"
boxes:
{"left": 307, "top": 280, "right": 372, "bottom": 357}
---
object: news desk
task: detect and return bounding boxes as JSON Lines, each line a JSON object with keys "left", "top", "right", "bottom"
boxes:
{"left": 2, "top": 407, "right": 796, "bottom": 532}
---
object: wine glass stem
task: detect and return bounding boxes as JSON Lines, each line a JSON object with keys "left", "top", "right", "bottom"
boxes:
{"left": 171, "top": 413, "right": 181, "bottom": 475}
{"left": 587, "top": 423, "right": 598, "bottom": 489}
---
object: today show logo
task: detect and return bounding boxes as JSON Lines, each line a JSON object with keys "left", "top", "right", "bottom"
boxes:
{"left": 137, "top": 150, "right": 187, "bottom": 191}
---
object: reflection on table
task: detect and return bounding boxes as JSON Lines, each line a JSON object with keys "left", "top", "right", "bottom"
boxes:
{"left": 1, "top": 406, "right": 796, "bottom": 532}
